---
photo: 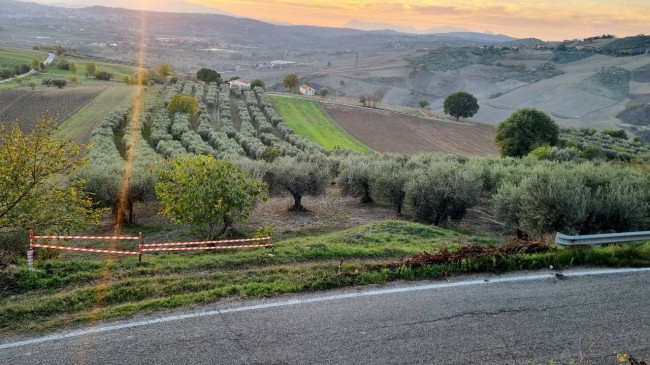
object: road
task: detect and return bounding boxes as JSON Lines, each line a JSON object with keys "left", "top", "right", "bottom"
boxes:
{"left": 0, "top": 52, "right": 55, "bottom": 84}
{"left": 1, "top": 268, "right": 648, "bottom": 364}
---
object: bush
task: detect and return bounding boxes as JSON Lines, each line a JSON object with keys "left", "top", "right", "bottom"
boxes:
{"left": 50, "top": 79, "right": 67, "bottom": 89}
{"left": 602, "top": 129, "right": 628, "bottom": 140}
{"left": 95, "top": 71, "right": 113, "bottom": 81}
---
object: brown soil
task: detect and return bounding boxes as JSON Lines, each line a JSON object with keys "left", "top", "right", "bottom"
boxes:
{"left": 242, "top": 186, "right": 395, "bottom": 237}
{"left": 0, "top": 85, "right": 105, "bottom": 131}
{"left": 321, "top": 103, "right": 499, "bottom": 156}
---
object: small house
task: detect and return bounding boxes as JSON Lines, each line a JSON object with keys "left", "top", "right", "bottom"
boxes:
{"left": 229, "top": 79, "right": 251, "bottom": 88}
{"left": 300, "top": 84, "right": 316, "bottom": 96}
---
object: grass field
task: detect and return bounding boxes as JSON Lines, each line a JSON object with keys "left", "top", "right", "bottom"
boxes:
{"left": 2, "top": 220, "right": 648, "bottom": 334}
{"left": 269, "top": 95, "right": 371, "bottom": 153}
{"left": 0, "top": 46, "right": 48, "bottom": 70}
{"left": 56, "top": 83, "right": 137, "bottom": 143}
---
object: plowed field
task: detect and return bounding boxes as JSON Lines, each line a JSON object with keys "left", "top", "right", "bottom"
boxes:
{"left": 321, "top": 103, "right": 499, "bottom": 156}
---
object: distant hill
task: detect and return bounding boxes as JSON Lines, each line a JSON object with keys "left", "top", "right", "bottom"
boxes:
{"left": 34, "top": 0, "right": 237, "bottom": 16}
{"left": 343, "top": 19, "right": 470, "bottom": 34}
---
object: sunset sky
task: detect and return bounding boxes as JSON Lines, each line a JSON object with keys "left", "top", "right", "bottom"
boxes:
{"left": 36, "top": 0, "right": 650, "bottom": 40}
{"left": 199, "top": 0, "right": 649, "bottom": 40}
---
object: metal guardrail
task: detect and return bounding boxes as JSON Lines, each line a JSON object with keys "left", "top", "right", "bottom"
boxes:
{"left": 555, "top": 231, "right": 650, "bottom": 246}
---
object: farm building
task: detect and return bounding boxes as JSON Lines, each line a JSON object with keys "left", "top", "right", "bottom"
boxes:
{"left": 229, "top": 79, "right": 251, "bottom": 88}
{"left": 300, "top": 84, "right": 316, "bottom": 96}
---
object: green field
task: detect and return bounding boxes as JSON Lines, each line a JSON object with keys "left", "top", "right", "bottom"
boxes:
{"left": 270, "top": 95, "right": 371, "bottom": 153}
{"left": 55, "top": 83, "right": 137, "bottom": 143}
{"left": 0, "top": 46, "right": 48, "bottom": 69}
{"left": 0, "top": 44, "right": 135, "bottom": 91}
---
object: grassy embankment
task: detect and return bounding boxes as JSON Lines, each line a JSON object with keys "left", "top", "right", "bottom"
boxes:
{"left": 2, "top": 220, "right": 649, "bottom": 334}
{"left": 269, "top": 95, "right": 371, "bottom": 153}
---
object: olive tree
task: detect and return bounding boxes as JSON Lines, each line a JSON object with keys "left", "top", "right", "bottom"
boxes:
{"left": 265, "top": 156, "right": 329, "bottom": 211}
{"left": 370, "top": 158, "right": 413, "bottom": 215}
{"left": 337, "top": 155, "right": 374, "bottom": 203}
{"left": 404, "top": 162, "right": 483, "bottom": 225}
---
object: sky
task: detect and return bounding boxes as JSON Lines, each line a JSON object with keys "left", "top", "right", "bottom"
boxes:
{"left": 36, "top": 0, "right": 650, "bottom": 41}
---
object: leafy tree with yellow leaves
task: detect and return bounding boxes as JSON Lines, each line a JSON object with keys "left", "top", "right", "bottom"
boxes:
{"left": 0, "top": 118, "right": 102, "bottom": 252}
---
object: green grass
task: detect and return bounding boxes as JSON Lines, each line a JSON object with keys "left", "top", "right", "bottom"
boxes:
{"left": 0, "top": 46, "right": 48, "bottom": 69}
{"left": 2, "top": 220, "right": 649, "bottom": 334}
{"left": 270, "top": 95, "right": 371, "bottom": 153}
{"left": 55, "top": 84, "right": 136, "bottom": 143}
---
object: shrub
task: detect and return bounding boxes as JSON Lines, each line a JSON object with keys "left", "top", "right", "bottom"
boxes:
{"left": 50, "top": 79, "right": 67, "bottom": 89}
{"left": 95, "top": 71, "right": 113, "bottom": 81}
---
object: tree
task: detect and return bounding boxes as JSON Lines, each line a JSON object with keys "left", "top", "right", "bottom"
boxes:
{"left": 319, "top": 88, "right": 329, "bottom": 97}
{"left": 265, "top": 157, "right": 328, "bottom": 211}
{"left": 495, "top": 108, "right": 560, "bottom": 157}
{"left": 283, "top": 74, "right": 299, "bottom": 93}
{"left": 70, "top": 61, "right": 78, "bottom": 75}
{"left": 0, "top": 117, "right": 101, "bottom": 237}
{"left": 30, "top": 57, "right": 41, "bottom": 72}
{"left": 418, "top": 100, "right": 430, "bottom": 109}
{"left": 370, "top": 159, "right": 412, "bottom": 215}
{"left": 68, "top": 76, "right": 79, "bottom": 86}
{"left": 157, "top": 63, "right": 173, "bottom": 79}
{"left": 443, "top": 91, "right": 479, "bottom": 121}
{"left": 250, "top": 79, "right": 266, "bottom": 90}
{"left": 85, "top": 62, "right": 98, "bottom": 77}
{"left": 196, "top": 68, "right": 221, "bottom": 84}
{"left": 155, "top": 155, "right": 267, "bottom": 238}
{"left": 359, "top": 94, "right": 367, "bottom": 107}
{"left": 167, "top": 94, "right": 199, "bottom": 117}
{"left": 404, "top": 163, "right": 482, "bottom": 225}
{"left": 338, "top": 156, "right": 374, "bottom": 203}
{"left": 122, "top": 75, "right": 135, "bottom": 85}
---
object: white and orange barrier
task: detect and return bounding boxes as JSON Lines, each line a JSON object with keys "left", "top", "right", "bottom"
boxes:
{"left": 27, "top": 230, "right": 273, "bottom": 269}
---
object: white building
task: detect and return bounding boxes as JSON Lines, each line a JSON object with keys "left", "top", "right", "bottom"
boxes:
{"left": 300, "top": 84, "right": 316, "bottom": 96}
{"left": 229, "top": 79, "right": 251, "bottom": 88}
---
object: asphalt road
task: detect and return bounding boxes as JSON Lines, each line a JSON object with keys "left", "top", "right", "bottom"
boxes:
{"left": 1, "top": 268, "right": 648, "bottom": 365}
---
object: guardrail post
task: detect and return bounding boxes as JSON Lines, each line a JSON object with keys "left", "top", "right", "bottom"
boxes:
{"left": 138, "top": 231, "right": 143, "bottom": 265}
{"left": 27, "top": 229, "right": 34, "bottom": 269}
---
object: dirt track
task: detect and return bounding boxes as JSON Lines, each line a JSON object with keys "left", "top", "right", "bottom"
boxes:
{"left": 321, "top": 103, "right": 499, "bottom": 156}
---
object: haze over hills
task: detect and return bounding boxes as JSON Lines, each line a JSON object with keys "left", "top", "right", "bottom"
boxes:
{"left": 34, "top": 0, "right": 238, "bottom": 16}
{"left": 343, "top": 19, "right": 471, "bottom": 34}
